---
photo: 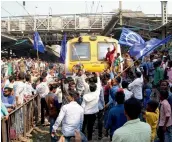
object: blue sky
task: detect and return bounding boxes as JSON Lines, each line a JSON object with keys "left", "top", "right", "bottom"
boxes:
{"left": 1, "top": 1, "right": 172, "bottom": 17}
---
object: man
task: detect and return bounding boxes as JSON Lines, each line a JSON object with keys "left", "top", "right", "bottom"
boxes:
{"left": 128, "top": 71, "right": 143, "bottom": 101}
{"left": 52, "top": 90, "right": 85, "bottom": 142}
{"left": 122, "top": 81, "right": 133, "bottom": 101}
{"left": 14, "top": 72, "right": 26, "bottom": 106}
{"left": 112, "top": 97, "right": 151, "bottom": 142}
{"left": 158, "top": 90, "right": 172, "bottom": 142}
{"left": 113, "top": 53, "right": 121, "bottom": 73}
{"left": 153, "top": 60, "right": 164, "bottom": 87}
{"left": 2, "top": 87, "right": 15, "bottom": 112}
{"left": 105, "top": 42, "right": 116, "bottom": 68}
{"left": 81, "top": 73, "right": 101, "bottom": 141}
{"left": 36, "top": 76, "right": 49, "bottom": 124}
{"left": 45, "top": 84, "right": 60, "bottom": 135}
{"left": 106, "top": 90, "right": 127, "bottom": 141}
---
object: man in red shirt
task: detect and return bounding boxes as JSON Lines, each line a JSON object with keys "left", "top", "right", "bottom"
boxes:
{"left": 105, "top": 43, "right": 117, "bottom": 68}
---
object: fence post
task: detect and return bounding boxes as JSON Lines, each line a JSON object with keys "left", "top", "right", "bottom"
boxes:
{"left": 1, "top": 119, "right": 7, "bottom": 142}
{"left": 23, "top": 105, "right": 26, "bottom": 137}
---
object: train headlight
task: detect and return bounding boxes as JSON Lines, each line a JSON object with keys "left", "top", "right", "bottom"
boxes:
{"left": 89, "top": 36, "right": 97, "bottom": 41}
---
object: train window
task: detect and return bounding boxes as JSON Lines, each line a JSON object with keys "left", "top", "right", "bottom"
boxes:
{"left": 98, "top": 42, "right": 114, "bottom": 61}
{"left": 71, "top": 43, "right": 90, "bottom": 61}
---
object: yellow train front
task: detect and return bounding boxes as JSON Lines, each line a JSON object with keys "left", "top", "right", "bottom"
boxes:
{"left": 65, "top": 35, "right": 121, "bottom": 74}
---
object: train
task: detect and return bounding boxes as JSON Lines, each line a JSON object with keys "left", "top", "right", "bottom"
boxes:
{"left": 65, "top": 35, "right": 122, "bottom": 74}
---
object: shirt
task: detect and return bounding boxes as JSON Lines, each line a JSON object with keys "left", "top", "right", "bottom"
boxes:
{"left": 159, "top": 99, "right": 172, "bottom": 127}
{"left": 145, "top": 109, "right": 159, "bottom": 141}
{"left": 154, "top": 67, "right": 164, "bottom": 85}
{"left": 55, "top": 87, "right": 62, "bottom": 103}
{"left": 123, "top": 88, "right": 133, "bottom": 100}
{"left": 106, "top": 48, "right": 116, "bottom": 63}
{"left": 81, "top": 77, "right": 101, "bottom": 114}
{"left": 105, "top": 104, "right": 127, "bottom": 136}
{"left": 1, "top": 93, "right": 15, "bottom": 108}
{"left": 128, "top": 76, "right": 143, "bottom": 100}
{"left": 52, "top": 101, "right": 84, "bottom": 137}
{"left": 14, "top": 81, "right": 26, "bottom": 104}
{"left": 36, "top": 82, "right": 49, "bottom": 98}
{"left": 24, "top": 82, "right": 35, "bottom": 96}
{"left": 112, "top": 118, "right": 151, "bottom": 142}
{"left": 1, "top": 102, "right": 9, "bottom": 118}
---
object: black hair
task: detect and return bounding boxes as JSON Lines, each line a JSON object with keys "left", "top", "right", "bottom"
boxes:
{"left": 9, "top": 76, "right": 14, "bottom": 82}
{"left": 135, "top": 71, "right": 142, "bottom": 78}
{"left": 168, "top": 60, "right": 172, "bottom": 68}
{"left": 92, "top": 76, "right": 97, "bottom": 83}
{"left": 115, "top": 76, "right": 121, "bottom": 84}
{"left": 89, "top": 83, "right": 97, "bottom": 92}
{"left": 49, "top": 84, "right": 58, "bottom": 91}
{"left": 124, "top": 97, "right": 142, "bottom": 119}
{"left": 42, "top": 72, "right": 47, "bottom": 78}
{"left": 117, "top": 53, "right": 120, "bottom": 56}
{"left": 115, "top": 91, "right": 125, "bottom": 104}
{"left": 4, "top": 87, "right": 12, "bottom": 92}
{"left": 18, "top": 72, "right": 25, "bottom": 80}
{"left": 160, "top": 90, "right": 169, "bottom": 99}
{"left": 147, "top": 100, "right": 159, "bottom": 112}
{"left": 88, "top": 77, "right": 94, "bottom": 84}
{"left": 67, "top": 77, "right": 74, "bottom": 82}
{"left": 25, "top": 75, "right": 31, "bottom": 82}
{"left": 160, "top": 80, "right": 169, "bottom": 87}
{"left": 122, "top": 81, "right": 129, "bottom": 89}
{"left": 105, "top": 73, "right": 110, "bottom": 80}
{"left": 68, "top": 90, "right": 79, "bottom": 101}
{"left": 40, "top": 76, "right": 45, "bottom": 82}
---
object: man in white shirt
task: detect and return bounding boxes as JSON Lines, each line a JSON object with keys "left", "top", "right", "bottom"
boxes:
{"left": 52, "top": 90, "right": 85, "bottom": 141}
{"left": 81, "top": 74, "right": 101, "bottom": 141}
{"left": 112, "top": 97, "right": 151, "bottom": 142}
{"left": 128, "top": 71, "right": 143, "bottom": 101}
{"left": 36, "top": 75, "right": 49, "bottom": 124}
{"left": 14, "top": 72, "right": 26, "bottom": 105}
{"left": 122, "top": 81, "right": 133, "bottom": 100}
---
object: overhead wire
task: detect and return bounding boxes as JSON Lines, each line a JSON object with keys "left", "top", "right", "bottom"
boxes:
{"left": 90, "top": 1, "right": 94, "bottom": 14}
{"left": 1, "top": 7, "right": 20, "bottom": 30}
{"left": 16, "top": 1, "right": 34, "bottom": 22}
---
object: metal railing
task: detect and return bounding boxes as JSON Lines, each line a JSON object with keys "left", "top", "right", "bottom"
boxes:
{"left": 1, "top": 94, "right": 41, "bottom": 142}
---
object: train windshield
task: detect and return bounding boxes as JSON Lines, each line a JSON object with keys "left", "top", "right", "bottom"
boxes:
{"left": 98, "top": 42, "right": 114, "bottom": 61}
{"left": 71, "top": 43, "right": 90, "bottom": 61}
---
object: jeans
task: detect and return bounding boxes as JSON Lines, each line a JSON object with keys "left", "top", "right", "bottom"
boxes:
{"left": 82, "top": 114, "right": 96, "bottom": 141}
{"left": 41, "top": 98, "right": 49, "bottom": 124}
{"left": 97, "top": 109, "right": 103, "bottom": 138}
{"left": 158, "top": 125, "right": 172, "bottom": 142}
{"left": 49, "top": 118, "right": 58, "bottom": 142}
{"left": 65, "top": 132, "right": 87, "bottom": 142}
{"left": 165, "top": 125, "right": 172, "bottom": 142}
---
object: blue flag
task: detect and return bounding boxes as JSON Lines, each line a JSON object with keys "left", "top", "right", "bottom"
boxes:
{"left": 119, "top": 28, "right": 145, "bottom": 47}
{"left": 135, "top": 35, "right": 171, "bottom": 59}
{"left": 129, "top": 38, "right": 162, "bottom": 57}
{"left": 34, "top": 32, "right": 45, "bottom": 53}
{"left": 60, "top": 34, "right": 67, "bottom": 64}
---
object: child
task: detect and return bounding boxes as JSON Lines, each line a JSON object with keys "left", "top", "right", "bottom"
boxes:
{"left": 143, "top": 100, "right": 159, "bottom": 142}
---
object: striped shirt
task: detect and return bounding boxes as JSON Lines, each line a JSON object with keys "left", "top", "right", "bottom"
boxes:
{"left": 112, "top": 118, "right": 151, "bottom": 142}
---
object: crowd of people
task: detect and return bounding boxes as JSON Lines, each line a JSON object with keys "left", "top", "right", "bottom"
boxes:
{"left": 1, "top": 46, "right": 172, "bottom": 142}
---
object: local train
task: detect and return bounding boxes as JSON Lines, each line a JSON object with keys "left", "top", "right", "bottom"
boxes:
{"left": 65, "top": 35, "right": 122, "bottom": 74}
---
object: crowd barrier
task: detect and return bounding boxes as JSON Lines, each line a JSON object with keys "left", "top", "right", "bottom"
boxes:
{"left": 1, "top": 94, "right": 41, "bottom": 142}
